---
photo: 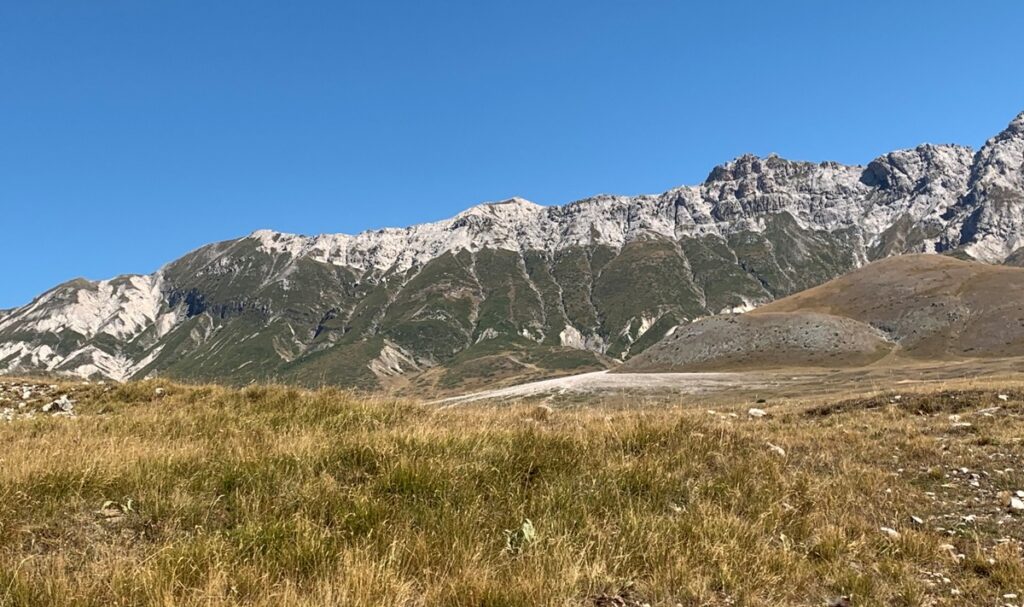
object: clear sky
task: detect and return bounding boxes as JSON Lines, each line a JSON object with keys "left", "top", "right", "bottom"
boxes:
{"left": 3, "top": 1, "right": 1024, "bottom": 309}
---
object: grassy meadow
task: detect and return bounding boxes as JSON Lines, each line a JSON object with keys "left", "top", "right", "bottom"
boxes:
{"left": 2, "top": 379, "right": 1024, "bottom": 606}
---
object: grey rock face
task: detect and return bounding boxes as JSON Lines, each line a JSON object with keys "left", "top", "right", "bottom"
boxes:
{"left": 945, "top": 113, "right": 1024, "bottom": 260}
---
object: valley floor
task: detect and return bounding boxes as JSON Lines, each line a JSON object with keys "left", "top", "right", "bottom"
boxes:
{"left": 438, "top": 356, "right": 1024, "bottom": 406}
{"left": 3, "top": 374, "right": 1024, "bottom": 606}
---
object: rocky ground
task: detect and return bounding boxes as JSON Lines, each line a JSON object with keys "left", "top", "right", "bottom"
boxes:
{"left": 0, "top": 379, "right": 84, "bottom": 420}
{"left": 808, "top": 389, "right": 1024, "bottom": 605}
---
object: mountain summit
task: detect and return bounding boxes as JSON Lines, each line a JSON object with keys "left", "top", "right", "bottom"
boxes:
{"left": 4, "top": 111, "right": 1024, "bottom": 389}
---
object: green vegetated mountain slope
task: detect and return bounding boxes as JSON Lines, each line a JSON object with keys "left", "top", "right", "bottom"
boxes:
{"left": 621, "top": 254, "right": 1024, "bottom": 372}
{"left": 0, "top": 216, "right": 860, "bottom": 391}
{"left": 3, "top": 110, "right": 1024, "bottom": 390}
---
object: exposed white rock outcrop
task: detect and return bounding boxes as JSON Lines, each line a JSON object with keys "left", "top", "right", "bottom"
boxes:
{"left": 0, "top": 273, "right": 174, "bottom": 342}
{"left": 957, "top": 113, "right": 1024, "bottom": 261}
{"left": 368, "top": 341, "right": 423, "bottom": 378}
{"left": 244, "top": 147, "right": 974, "bottom": 274}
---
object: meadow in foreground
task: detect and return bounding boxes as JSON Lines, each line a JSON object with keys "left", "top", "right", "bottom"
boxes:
{"left": 1, "top": 379, "right": 1024, "bottom": 606}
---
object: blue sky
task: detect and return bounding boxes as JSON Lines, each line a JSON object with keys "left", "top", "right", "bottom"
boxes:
{"left": 2, "top": 1, "right": 1023, "bottom": 308}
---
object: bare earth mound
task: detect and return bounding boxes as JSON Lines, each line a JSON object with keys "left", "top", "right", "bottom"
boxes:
{"left": 620, "top": 312, "right": 892, "bottom": 372}
{"left": 623, "top": 254, "right": 1024, "bottom": 372}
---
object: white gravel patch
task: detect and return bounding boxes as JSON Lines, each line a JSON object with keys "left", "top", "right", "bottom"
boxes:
{"left": 434, "top": 370, "right": 755, "bottom": 405}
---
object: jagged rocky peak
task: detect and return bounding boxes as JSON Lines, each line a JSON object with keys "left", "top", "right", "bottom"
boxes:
{"left": 863, "top": 144, "right": 974, "bottom": 192}
{"left": 696, "top": 154, "right": 869, "bottom": 231}
{"left": 1009, "top": 111, "right": 1024, "bottom": 133}
{"left": 478, "top": 196, "right": 543, "bottom": 210}
{"left": 249, "top": 197, "right": 545, "bottom": 251}
{"left": 972, "top": 112, "right": 1024, "bottom": 188}
{"left": 704, "top": 153, "right": 866, "bottom": 200}
{"left": 704, "top": 153, "right": 855, "bottom": 184}
{"left": 954, "top": 112, "right": 1024, "bottom": 261}
{"left": 453, "top": 197, "right": 545, "bottom": 224}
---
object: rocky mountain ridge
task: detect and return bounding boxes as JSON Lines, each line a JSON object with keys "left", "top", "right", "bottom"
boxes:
{"left": 2, "top": 111, "right": 1023, "bottom": 388}
{"left": 247, "top": 143, "right": 976, "bottom": 270}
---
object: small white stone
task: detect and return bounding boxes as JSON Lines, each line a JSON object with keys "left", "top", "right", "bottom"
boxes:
{"left": 880, "top": 526, "right": 900, "bottom": 539}
{"left": 41, "top": 394, "right": 74, "bottom": 415}
{"left": 747, "top": 408, "right": 768, "bottom": 418}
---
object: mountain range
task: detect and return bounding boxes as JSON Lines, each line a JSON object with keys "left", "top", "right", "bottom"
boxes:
{"left": 3, "top": 111, "right": 1024, "bottom": 390}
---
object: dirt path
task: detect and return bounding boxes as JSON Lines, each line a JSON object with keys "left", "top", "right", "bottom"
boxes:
{"left": 432, "top": 357, "right": 1024, "bottom": 406}
{"left": 434, "top": 370, "right": 756, "bottom": 405}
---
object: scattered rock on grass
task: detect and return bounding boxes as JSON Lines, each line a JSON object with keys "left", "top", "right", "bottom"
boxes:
{"left": 95, "top": 499, "right": 133, "bottom": 523}
{"left": 593, "top": 583, "right": 649, "bottom": 607}
{"left": 41, "top": 395, "right": 74, "bottom": 415}
{"left": 999, "top": 490, "right": 1024, "bottom": 513}
{"left": 880, "top": 526, "right": 900, "bottom": 539}
{"left": 939, "top": 543, "right": 964, "bottom": 561}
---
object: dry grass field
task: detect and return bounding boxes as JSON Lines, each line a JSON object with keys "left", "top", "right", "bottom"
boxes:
{"left": 3, "top": 377, "right": 1024, "bottom": 606}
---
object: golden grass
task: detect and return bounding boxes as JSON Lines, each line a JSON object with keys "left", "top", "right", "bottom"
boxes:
{"left": 2, "top": 378, "right": 1024, "bottom": 606}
